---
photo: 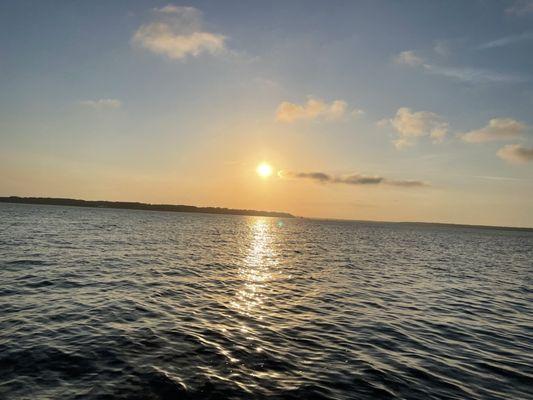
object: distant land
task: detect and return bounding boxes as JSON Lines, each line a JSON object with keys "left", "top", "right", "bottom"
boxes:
{"left": 312, "top": 217, "right": 533, "bottom": 232}
{"left": 2, "top": 196, "right": 531, "bottom": 231}
{"left": 0, "top": 196, "right": 294, "bottom": 218}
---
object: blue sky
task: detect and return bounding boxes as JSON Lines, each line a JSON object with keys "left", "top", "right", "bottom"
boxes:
{"left": 1, "top": 1, "right": 532, "bottom": 226}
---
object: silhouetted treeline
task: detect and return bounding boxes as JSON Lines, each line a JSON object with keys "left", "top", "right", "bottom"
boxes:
{"left": 0, "top": 197, "right": 294, "bottom": 218}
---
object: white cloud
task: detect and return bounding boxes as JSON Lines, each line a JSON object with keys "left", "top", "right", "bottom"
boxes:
{"left": 506, "top": 0, "right": 533, "bottom": 16}
{"left": 80, "top": 99, "right": 122, "bottom": 109}
{"left": 461, "top": 118, "right": 526, "bottom": 143}
{"left": 276, "top": 97, "right": 362, "bottom": 123}
{"left": 381, "top": 107, "right": 448, "bottom": 149}
{"left": 497, "top": 144, "right": 533, "bottom": 164}
{"left": 132, "top": 5, "right": 226, "bottom": 60}
{"left": 394, "top": 50, "right": 424, "bottom": 66}
{"left": 155, "top": 4, "right": 181, "bottom": 14}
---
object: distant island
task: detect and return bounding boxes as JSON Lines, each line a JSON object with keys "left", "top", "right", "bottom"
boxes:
{"left": 0, "top": 196, "right": 294, "bottom": 218}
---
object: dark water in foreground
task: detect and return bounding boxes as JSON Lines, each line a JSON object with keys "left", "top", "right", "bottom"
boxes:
{"left": 0, "top": 203, "right": 532, "bottom": 400}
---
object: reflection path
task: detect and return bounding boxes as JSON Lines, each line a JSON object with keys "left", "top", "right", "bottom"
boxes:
{"left": 231, "top": 218, "right": 279, "bottom": 318}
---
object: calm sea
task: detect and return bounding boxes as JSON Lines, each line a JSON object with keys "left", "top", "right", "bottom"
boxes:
{"left": 0, "top": 203, "right": 531, "bottom": 399}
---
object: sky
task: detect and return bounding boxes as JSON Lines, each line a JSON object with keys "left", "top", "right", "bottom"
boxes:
{"left": 1, "top": 0, "right": 532, "bottom": 227}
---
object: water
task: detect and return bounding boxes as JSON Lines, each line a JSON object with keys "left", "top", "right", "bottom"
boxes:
{"left": 0, "top": 203, "right": 532, "bottom": 400}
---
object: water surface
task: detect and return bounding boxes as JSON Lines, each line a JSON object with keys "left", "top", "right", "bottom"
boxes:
{"left": 0, "top": 203, "right": 532, "bottom": 399}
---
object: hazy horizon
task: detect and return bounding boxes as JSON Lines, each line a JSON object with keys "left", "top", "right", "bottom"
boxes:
{"left": 3, "top": 195, "right": 533, "bottom": 230}
{"left": 1, "top": 1, "right": 533, "bottom": 227}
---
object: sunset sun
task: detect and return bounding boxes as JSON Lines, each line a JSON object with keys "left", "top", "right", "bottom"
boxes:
{"left": 256, "top": 163, "right": 273, "bottom": 178}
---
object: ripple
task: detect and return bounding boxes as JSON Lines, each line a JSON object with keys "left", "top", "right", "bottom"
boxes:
{"left": 0, "top": 203, "right": 532, "bottom": 399}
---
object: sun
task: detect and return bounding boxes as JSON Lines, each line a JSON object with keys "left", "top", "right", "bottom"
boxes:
{"left": 256, "top": 162, "right": 273, "bottom": 178}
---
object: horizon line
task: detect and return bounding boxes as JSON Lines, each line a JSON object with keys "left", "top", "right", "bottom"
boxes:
{"left": 1, "top": 195, "right": 532, "bottom": 231}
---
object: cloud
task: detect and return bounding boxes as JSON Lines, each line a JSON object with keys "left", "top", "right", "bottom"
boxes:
{"left": 380, "top": 107, "right": 448, "bottom": 149}
{"left": 80, "top": 99, "right": 122, "bottom": 109}
{"left": 433, "top": 40, "right": 451, "bottom": 57}
{"left": 351, "top": 108, "right": 365, "bottom": 118}
{"left": 478, "top": 32, "right": 533, "bottom": 49}
{"left": 132, "top": 5, "right": 226, "bottom": 60}
{"left": 422, "top": 64, "right": 525, "bottom": 83}
{"left": 155, "top": 5, "right": 182, "bottom": 14}
{"left": 497, "top": 144, "right": 533, "bottom": 164}
{"left": 386, "top": 179, "right": 428, "bottom": 187}
{"left": 376, "top": 118, "right": 389, "bottom": 128}
{"left": 279, "top": 170, "right": 428, "bottom": 187}
{"left": 276, "top": 97, "right": 362, "bottom": 123}
{"left": 281, "top": 171, "right": 332, "bottom": 182}
{"left": 394, "top": 50, "right": 526, "bottom": 83}
{"left": 472, "top": 175, "right": 526, "bottom": 182}
{"left": 506, "top": 0, "right": 533, "bottom": 15}
{"left": 460, "top": 118, "right": 526, "bottom": 143}
{"left": 337, "top": 174, "right": 383, "bottom": 185}
{"left": 394, "top": 50, "right": 424, "bottom": 66}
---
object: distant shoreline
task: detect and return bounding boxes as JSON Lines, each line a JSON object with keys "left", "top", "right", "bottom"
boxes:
{"left": 310, "top": 217, "right": 533, "bottom": 232}
{"left": 2, "top": 196, "right": 531, "bottom": 231}
{"left": 0, "top": 196, "right": 294, "bottom": 219}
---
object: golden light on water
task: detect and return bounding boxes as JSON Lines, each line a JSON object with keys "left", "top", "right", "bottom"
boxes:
{"left": 256, "top": 163, "right": 273, "bottom": 178}
{"left": 232, "top": 218, "right": 277, "bottom": 316}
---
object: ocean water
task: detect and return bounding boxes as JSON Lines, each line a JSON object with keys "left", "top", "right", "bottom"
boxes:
{"left": 0, "top": 203, "right": 532, "bottom": 400}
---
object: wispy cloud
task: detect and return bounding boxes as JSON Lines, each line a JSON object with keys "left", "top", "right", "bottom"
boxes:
{"left": 433, "top": 40, "right": 451, "bottom": 57}
{"left": 394, "top": 50, "right": 424, "bottom": 66}
{"left": 497, "top": 144, "right": 533, "bottom": 164}
{"left": 394, "top": 50, "right": 527, "bottom": 83}
{"left": 478, "top": 32, "right": 533, "bottom": 49}
{"left": 279, "top": 170, "right": 428, "bottom": 187}
{"left": 132, "top": 5, "right": 226, "bottom": 60}
{"left": 276, "top": 97, "right": 363, "bottom": 123}
{"left": 79, "top": 99, "right": 122, "bottom": 109}
{"left": 422, "top": 64, "right": 525, "bottom": 83}
{"left": 506, "top": 0, "right": 533, "bottom": 16}
{"left": 473, "top": 175, "right": 528, "bottom": 181}
{"left": 460, "top": 118, "right": 526, "bottom": 143}
{"left": 379, "top": 107, "right": 448, "bottom": 149}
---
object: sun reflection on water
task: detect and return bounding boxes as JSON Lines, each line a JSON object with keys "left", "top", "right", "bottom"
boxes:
{"left": 231, "top": 218, "right": 278, "bottom": 317}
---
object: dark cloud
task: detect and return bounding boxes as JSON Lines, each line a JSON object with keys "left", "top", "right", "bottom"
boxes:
{"left": 386, "top": 179, "right": 428, "bottom": 187}
{"left": 283, "top": 171, "right": 331, "bottom": 182}
{"left": 279, "top": 171, "right": 427, "bottom": 188}
{"left": 335, "top": 174, "right": 383, "bottom": 185}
